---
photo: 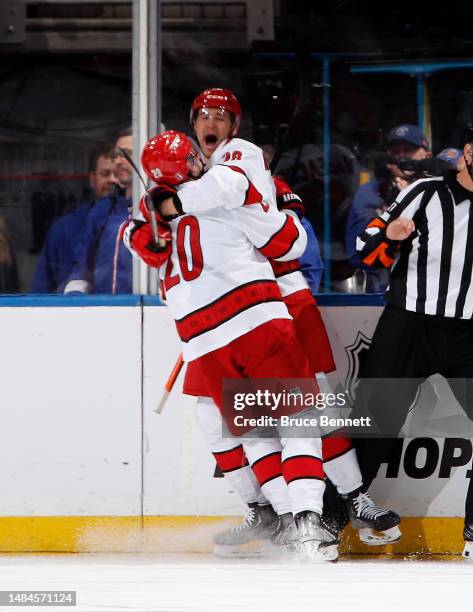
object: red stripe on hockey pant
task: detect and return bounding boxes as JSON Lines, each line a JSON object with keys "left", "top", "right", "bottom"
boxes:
{"left": 322, "top": 437, "right": 354, "bottom": 462}
{"left": 213, "top": 445, "right": 249, "bottom": 473}
{"left": 259, "top": 215, "right": 299, "bottom": 260}
{"left": 175, "top": 279, "right": 282, "bottom": 343}
{"left": 282, "top": 455, "right": 324, "bottom": 484}
{"left": 251, "top": 452, "right": 282, "bottom": 486}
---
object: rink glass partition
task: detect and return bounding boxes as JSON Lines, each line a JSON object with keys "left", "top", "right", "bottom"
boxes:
{"left": 2, "top": 4, "right": 473, "bottom": 295}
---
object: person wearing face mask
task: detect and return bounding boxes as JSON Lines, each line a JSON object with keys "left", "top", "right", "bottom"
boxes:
{"left": 346, "top": 124, "right": 431, "bottom": 292}
{"left": 353, "top": 124, "right": 473, "bottom": 560}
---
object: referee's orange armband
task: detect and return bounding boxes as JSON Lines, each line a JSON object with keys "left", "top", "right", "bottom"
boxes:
{"left": 362, "top": 242, "right": 395, "bottom": 268}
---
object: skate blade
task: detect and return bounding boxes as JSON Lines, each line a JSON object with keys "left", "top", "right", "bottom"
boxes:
{"left": 213, "top": 538, "right": 286, "bottom": 559}
{"left": 298, "top": 540, "right": 339, "bottom": 563}
{"left": 462, "top": 541, "right": 473, "bottom": 560}
{"left": 273, "top": 531, "right": 299, "bottom": 548}
{"left": 213, "top": 542, "right": 267, "bottom": 559}
{"left": 358, "top": 525, "right": 402, "bottom": 546}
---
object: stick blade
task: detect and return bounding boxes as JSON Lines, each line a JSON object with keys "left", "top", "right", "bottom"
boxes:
{"left": 155, "top": 390, "right": 170, "bottom": 414}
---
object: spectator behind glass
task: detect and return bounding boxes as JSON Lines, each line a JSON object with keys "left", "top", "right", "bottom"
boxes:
{"left": 345, "top": 124, "right": 431, "bottom": 293}
{"left": 64, "top": 128, "right": 134, "bottom": 294}
{"left": 30, "top": 145, "right": 118, "bottom": 293}
{"left": 0, "top": 215, "right": 19, "bottom": 293}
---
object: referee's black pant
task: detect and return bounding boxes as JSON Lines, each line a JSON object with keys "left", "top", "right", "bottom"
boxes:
{"left": 352, "top": 304, "right": 473, "bottom": 528}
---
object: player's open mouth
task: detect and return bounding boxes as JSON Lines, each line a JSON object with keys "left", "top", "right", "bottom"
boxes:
{"left": 205, "top": 134, "right": 218, "bottom": 146}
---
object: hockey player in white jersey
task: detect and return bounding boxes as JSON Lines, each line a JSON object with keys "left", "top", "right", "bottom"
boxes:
{"left": 195, "top": 178, "right": 401, "bottom": 557}
{"left": 182, "top": 88, "right": 400, "bottom": 553}
{"left": 127, "top": 88, "right": 400, "bottom": 557}
{"left": 123, "top": 129, "right": 339, "bottom": 562}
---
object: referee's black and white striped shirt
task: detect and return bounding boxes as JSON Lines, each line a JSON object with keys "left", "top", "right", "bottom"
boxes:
{"left": 356, "top": 171, "right": 473, "bottom": 319}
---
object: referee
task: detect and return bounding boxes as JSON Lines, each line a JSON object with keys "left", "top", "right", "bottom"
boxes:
{"left": 353, "top": 125, "right": 473, "bottom": 558}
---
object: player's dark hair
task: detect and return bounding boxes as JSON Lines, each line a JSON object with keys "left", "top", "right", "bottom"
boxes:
{"left": 115, "top": 126, "right": 133, "bottom": 140}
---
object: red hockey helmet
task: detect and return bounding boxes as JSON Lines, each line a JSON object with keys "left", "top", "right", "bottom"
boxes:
{"left": 190, "top": 88, "right": 242, "bottom": 136}
{"left": 141, "top": 130, "right": 198, "bottom": 186}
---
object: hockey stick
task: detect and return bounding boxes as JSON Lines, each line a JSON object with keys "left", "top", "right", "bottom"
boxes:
{"left": 117, "top": 147, "right": 165, "bottom": 248}
{"left": 155, "top": 353, "right": 184, "bottom": 414}
{"left": 119, "top": 146, "right": 179, "bottom": 413}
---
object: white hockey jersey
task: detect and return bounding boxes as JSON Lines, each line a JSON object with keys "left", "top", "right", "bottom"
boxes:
{"left": 270, "top": 258, "right": 310, "bottom": 298}
{"left": 176, "top": 137, "right": 277, "bottom": 214}
{"left": 177, "top": 138, "right": 310, "bottom": 297}
{"left": 125, "top": 138, "right": 308, "bottom": 361}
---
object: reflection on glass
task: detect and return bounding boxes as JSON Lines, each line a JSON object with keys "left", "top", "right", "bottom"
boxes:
{"left": 1, "top": 4, "right": 472, "bottom": 295}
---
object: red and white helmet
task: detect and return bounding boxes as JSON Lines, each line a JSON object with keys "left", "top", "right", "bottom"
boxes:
{"left": 190, "top": 88, "right": 242, "bottom": 136}
{"left": 141, "top": 130, "right": 198, "bottom": 186}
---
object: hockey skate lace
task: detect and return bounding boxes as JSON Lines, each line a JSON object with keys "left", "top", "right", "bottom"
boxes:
{"left": 232, "top": 507, "right": 256, "bottom": 533}
{"left": 353, "top": 493, "right": 387, "bottom": 520}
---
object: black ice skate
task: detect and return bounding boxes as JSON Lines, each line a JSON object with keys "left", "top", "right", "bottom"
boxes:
{"left": 321, "top": 502, "right": 350, "bottom": 539}
{"left": 271, "top": 512, "right": 298, "bottom": 548}
{"left": 213, "top": 503, "right": 278, "bottom": 558}
{"left": 294, "top": 511, "right": 339, "bottom": 562}
{"left": 343, "top": 487, "right": 401, "bottom": 545}
{"left": 462, "top": 521, "right": 473, "bottom": 559}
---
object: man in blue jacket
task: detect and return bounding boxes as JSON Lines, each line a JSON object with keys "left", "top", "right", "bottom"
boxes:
{"left": 30, "top": 145, "right": 118, "bottom": 293}
{"left": 345, "top": 124, "right": 431, "bottom": 292}
{"left": 300, "top": 216, "right": 324, "bottom": 293}
{"left": 64, "top": 129, "right": 134, "bottom": 294}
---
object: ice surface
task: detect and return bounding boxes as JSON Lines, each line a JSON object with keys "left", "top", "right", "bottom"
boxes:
{"left": 0, "top": 553, "right": 472, "bottom": 612}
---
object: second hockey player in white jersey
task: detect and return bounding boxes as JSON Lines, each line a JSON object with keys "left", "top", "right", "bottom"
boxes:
{"left": 123, "top": 130, "right": 338, "bottom": 562}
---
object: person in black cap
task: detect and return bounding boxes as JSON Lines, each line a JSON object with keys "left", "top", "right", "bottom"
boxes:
{"left": 353, "top": 125, "right": 473, "bottom": 559}
{"left": 346, "top": 123, "right": 431, "bottom": 292}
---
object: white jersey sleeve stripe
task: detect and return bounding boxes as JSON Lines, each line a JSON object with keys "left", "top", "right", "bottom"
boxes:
{"left": 259, "top": 214, "right": 300, "bottom": 259}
